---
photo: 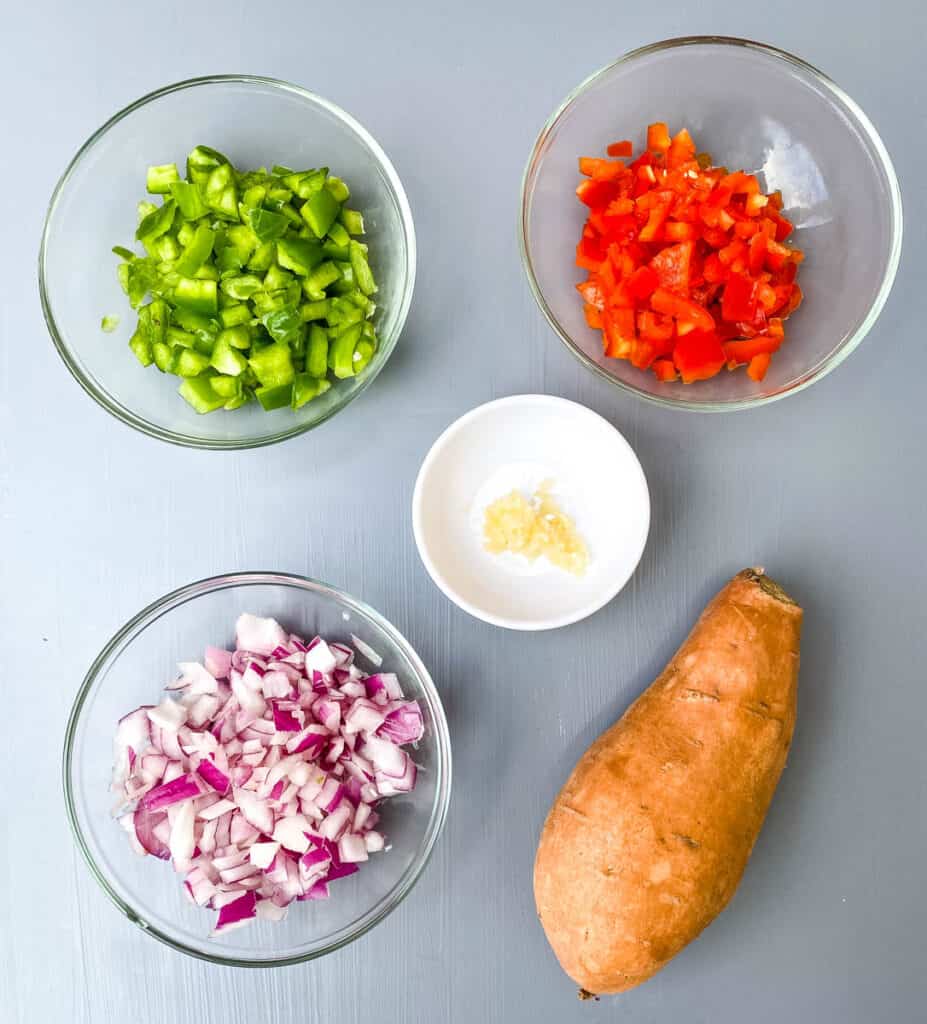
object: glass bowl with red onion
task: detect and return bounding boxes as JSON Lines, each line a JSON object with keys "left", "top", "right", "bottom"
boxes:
{"left": 63, "top": 572, "right": 451, "bottom": 966}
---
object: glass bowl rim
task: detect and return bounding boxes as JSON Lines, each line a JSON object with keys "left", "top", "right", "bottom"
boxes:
{"left": 62, "top": 570, "right": 452, "bottom": 967}
{"left": 518, "top": 35, "right": 904, "bottom": 413}
{"left": 39, "top": 74, "right": 417, "bottom": 450}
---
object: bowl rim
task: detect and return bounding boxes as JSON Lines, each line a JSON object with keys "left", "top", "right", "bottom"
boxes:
{"left": 39, "top": 74, "right": 417, "bottom": 449}
{"left": 411, "top": 394, "right": 651, "bottom": 630}
{"left": 518, "top": 35, "right": 904, "bottom": 412}
{"left": 61, "top": 570, "right": 452, "bottom": 967}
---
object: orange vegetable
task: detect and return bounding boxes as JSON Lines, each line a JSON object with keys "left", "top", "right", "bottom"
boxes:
{"left": 574, "top": 123, "right": 804, "bottom": 383}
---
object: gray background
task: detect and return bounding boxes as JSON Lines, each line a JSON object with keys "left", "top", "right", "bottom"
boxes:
{"left": 2, "top": 2, "right": 925, "bottom": 1022}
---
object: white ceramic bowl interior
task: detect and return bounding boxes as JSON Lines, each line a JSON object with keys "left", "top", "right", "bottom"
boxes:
{"left": 412, "top": 396, "right": 650, "bottom": 630}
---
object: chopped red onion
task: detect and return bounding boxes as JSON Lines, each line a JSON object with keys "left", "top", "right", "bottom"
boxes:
{"left": 111, "top": 614, "right": 422, "bottom": 935}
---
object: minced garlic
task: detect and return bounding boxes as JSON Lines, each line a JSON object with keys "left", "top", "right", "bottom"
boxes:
{"left": 482, "top": 480, "right": 588, "bottom": 576}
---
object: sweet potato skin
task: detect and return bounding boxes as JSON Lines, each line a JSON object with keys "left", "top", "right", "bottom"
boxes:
{"left": 533, "top": 569, "right": 802, "bottom": 995}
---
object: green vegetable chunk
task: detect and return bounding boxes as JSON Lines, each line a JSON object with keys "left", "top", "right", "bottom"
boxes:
{"left": 179, "top": 376, "right": 225, "bottom": 413}
{"left": 147, "top": 163, "right": 181, "bottom": 194}
{"left": 301, "top": 188, "right": 341, "bottom": 238}
{"left": 111, "top": 146, "right": 379, "bottom": 414}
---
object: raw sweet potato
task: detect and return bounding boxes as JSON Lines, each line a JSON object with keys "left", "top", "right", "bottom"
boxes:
{"left": 534, "top": 568, "right": 802, "bottom": 995}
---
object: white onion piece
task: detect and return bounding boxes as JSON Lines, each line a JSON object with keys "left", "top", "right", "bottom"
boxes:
{"left": 111, "top": 614, "right": 422, "bottom": 934}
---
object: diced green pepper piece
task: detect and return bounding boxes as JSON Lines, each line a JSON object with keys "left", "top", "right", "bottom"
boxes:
{"left": 325, "top": 176, "right": 350, "bottom": 202}
{"left": 165, "top": 326, "right": 194, "bottom": 349}
{"left": 248, "top": 342, "right": 295, "bottom": 387}
{"left": 137, "top": 200, "right": 157, "bottom": 223}
{"left": 170, "top": 180, "right": 209, "bottom": 220}
{"left": 152, "top": 340, "right": 173, "bottom": 372}
{"left": 136, "top": 199, "right": 176, "bottom": 243}
{"left": 281, "top": 204, "right": 303, "bottom": 228}
{"left": 292, "top": 374, "right": 331, "bottom": 409}
{"left": 210, "top": 336, "right": 248, "bottom": 375}
{"left": 101, "top": 315, "right": 120, "bottom": 333}
{"left": 283, "top": 169, "right": 327, "bottom": 198}
{"left": 353, "top": 339, "right": 375, "bottom": 373}
{"left": 174, "top": 224, "right": 215, "bottom": 277}
{"left": 144, "top": 299, "right": 169, "bottom": 344}
{"left": 220, "top": 274, "right": 263, "bottom": 300}
{"left": 299, "top": 299, "right": 330, "bottom": 322}
{"left": 204, "top": 163, "right": 239, "bottom": 220}
{"left": 112, "top": 245, "right": 135, "bottom": 261}
{"left": 147, "top": 163, "right": 180, "bottom": 194}
{"left": 178, "top": 375, "right": 225, "bottom": 413}
{"left": 327, "top": 222, "right": 351, "bottom": 248}
{"left": 128, "top": 330, "right": 153, "bottom": 366}
{"left": 261, "top": 306, "right": 303, "bottom": 346}
{"left": 321, "top": 240, "right": 350, "bottom": 262}
{"left": 219, "top": 304, "right": 252, "bottom": 328}
{"left": 174, "top": 277, "right": 218, "bottom": 315}
{"left": 349, "top": 240, "right": 377, "bottom": 296}
{"left": 209, "top": 374, "right": 241, "bottom": 399}
{"left": 249, "top": 207, "right": 288, "bottom": 242}
{"left": 327, "top": 296, "right": 364, "bottom": 329}
{"left": 175, "top": 348, "right": 211, "bottom": 377}
{"left": 219, "top": 324, "right": 252, "bottom": 350}
{"left": 306, "top": 324, "right": 329, "bottom": 378}
{"left": 255, "top": 383, "right": 293, "bottom": 410}
{"left": 276, "top": 237, "right": 324, "bottom": 276}
{"left": 340, "top": 208, "right": 365, "bottom": 235}
{"left": 329, "top": 322, "right": 363, "bottom": 379}
{"left": 304, "top": 261, "right": 341, "bottom": 299}
{"left": 248, "top": 240, "right": 275, "bottom": 272}
{"left": 241, "top": 185, "right": 267, "bottom": 210}
{"left": 263, "top": 263, "right": 293, "bottom": 292}
{"left": 223, "top": 393, "right": 250, "bottom": 411}
{"left": 300, "top": 187, "right": 341, "bottom": 238}
{"left": 186, "top": 145, "right": 229, "bottom": 185}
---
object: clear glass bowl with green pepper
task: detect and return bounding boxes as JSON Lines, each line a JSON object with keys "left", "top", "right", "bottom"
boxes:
{"left": 41, "top": 75, "right": 416, "bottom": 449}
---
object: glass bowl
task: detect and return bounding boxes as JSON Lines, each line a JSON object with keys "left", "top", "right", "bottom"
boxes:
{"left": 520, "top": 36, "right": 903, "bottom": 411}
{"left": 62, "top": 572, "right": 451, "bottom": 966}
{"left": 40, "top": 76, "right": 416, "bottom": 448}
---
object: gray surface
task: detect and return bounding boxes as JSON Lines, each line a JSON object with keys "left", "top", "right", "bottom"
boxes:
{"left": 2, "top": 2, "right": 925, "bottom": 1021}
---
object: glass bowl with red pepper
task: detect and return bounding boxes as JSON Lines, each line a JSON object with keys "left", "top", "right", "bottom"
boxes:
{"left": 41, "top": 75, "right": 416, "bottom": 448}
{"left": 520, "top": 36, "right": 902, "bottom": 410}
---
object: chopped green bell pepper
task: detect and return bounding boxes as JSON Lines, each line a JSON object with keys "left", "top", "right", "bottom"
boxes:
{"left": 300, "top": 187, "right": 341, "bottom": 238}
{"left": 147, "top": 163, "right": 180, "bottom": 194}
{"left": 179, "top": 375, "right": 225, "bottom": 413}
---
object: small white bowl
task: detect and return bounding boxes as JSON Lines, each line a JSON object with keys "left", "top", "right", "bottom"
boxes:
{"left": 412, "top": 395, "right": 650, "bottom": 630}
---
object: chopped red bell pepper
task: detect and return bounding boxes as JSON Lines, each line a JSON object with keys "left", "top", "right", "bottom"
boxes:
{"left": 647, "top": 122, "right": 671, "bottom": 154}
{"left": 673, "top": 329, "right": 726, "bottom": 383}
{"left": 606, "top": 140, "right": 633, "bottom": 157}
{"left": 747, "top": 352, "right": 771, "bottom": 381}
{"left": 574, "top": 122, "right": 804, "bottom": 383}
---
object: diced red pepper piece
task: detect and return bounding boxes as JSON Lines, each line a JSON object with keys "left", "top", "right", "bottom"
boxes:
{"left": 583, "top": 303, "right": 603, "bottom": 329}
{"left": 605, "top": 197, "right": 635, "bottom": 217}
{"left": 663, "top": 221, "right": 698, "bottom": 241}
{"left": 603, "top": 308, "right": 636, "bottom": 358}
{"left": 666, "top": 129, "right": 696, "bottom": 169}
{"left": 721, "top": 272, "right": 758, "bottom": 323}
{"left": 576, "top": 178, "right": 618, "bottom": 208}
{"left": 673, "top": 329, "right": 726, "bottom": 382}
{"left": 747, "top": 352, "right": 771, "bottom": 381}
{"left": 638, "top": 201, "right": 671, "bottom": 242}
{"left": 720, "top": 171, "right": 760, "bottom": 195}
{"left": 627, "top": 265, "right": 660, "bottom": 300}
{"left": 607, "top": 140, "right": 633, "bottom": 157}
{"left": 648, "top": 241, "right": 693, "bottom": 295}
{"left": 722, "top": 335, "right": 782, "bottom": 364}
{"left": 578, "top": 157, "right": 628, "bottom": 181}
{"left": 576, "top": 279, "right": 605, "bottom": 310}
{"left": 652, "top": 358, "right": 678, "bottom": 382}
{"left": 651, "top": 287, "right": 715, "bottom": 332}
{"left": 647, "top": 122, "right": 671, "bottom": 154}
